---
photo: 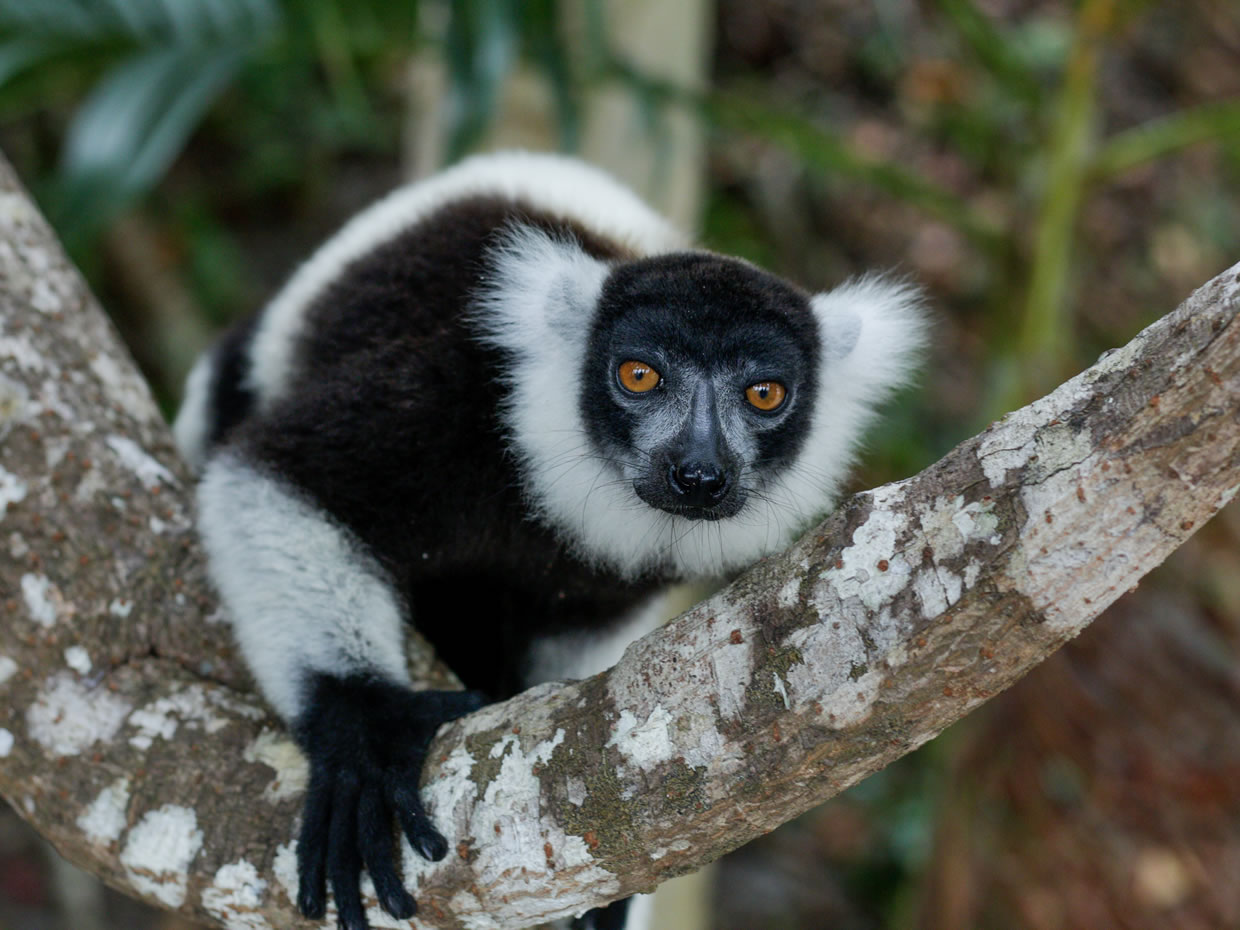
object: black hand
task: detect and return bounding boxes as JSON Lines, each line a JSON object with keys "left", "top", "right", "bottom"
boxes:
{"left": 293, "top": 674, "right": 486, "bottom": 930}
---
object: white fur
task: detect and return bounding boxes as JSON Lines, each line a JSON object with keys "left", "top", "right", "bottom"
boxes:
{"left": 478, "top": 235, "right": 927, "bottom": 580}
{"left": 247, "top": 151, "right": 686, "bottom": 409}
{"left": 523, "top": 591, "right": 675, "bottom": 687}
{"left": 805, "top": 273, "right": 929, "bottom": 488}
{"left": 172, "top": 350, "right": 214, "bottom": 472}
{"left": 196, "top": 454, "right": 411, "bottom": 720}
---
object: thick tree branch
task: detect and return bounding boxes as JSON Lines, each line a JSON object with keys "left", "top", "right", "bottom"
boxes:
{"left": 0, "top": 150, "right": 1237, "bottom": 929}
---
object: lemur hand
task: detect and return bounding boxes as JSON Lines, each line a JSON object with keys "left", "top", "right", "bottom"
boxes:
{"left": 293, "top": 675, "right": 486, "bottom": 930}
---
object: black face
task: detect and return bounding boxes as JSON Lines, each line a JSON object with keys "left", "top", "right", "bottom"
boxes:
{"left": 580, "top": 252, "right": 821, "bottom": 522}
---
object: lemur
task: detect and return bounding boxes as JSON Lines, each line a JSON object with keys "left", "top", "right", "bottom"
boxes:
{"left": 175, "top": 151, "right": 926, "bottom": 930}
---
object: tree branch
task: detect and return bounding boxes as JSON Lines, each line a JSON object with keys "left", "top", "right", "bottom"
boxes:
{"left": 0, "top": 150, "right": 1237, "bottom": 929}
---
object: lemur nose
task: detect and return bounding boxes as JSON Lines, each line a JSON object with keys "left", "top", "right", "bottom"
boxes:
{"left": 670, "top": 462, "right": 728, "bottom": 504}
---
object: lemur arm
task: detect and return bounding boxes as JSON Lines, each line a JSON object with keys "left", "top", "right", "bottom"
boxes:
{"left": 196, "top": 452, "right": 484, "bottom": 928}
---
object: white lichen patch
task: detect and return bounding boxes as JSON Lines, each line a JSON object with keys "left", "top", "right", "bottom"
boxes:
{"left": 120, "top": 804, "right": 203, "bottom": 908}
{"left": 977, "top": 418, "right": 1037, "bottom": 487}
{"left": 0, "top": 333, "right": 45, "bottom": 373}
{"left": 21, "top": 572, "right": 62, "bottom": 626}
{"left": 91, "top": 354, "right": 158, "bottom": 421}
{"left": 74, "top": 466, "right": 109, "bottom": 504}
{"left": 27, "top": 672, "right": 132, "bottom": 757}
{"left": 271, "top": 842, "right": 298, "bottom": 905}
{"left": 0, "top": 465, "right": 27, "bottom": 513}
{"left": 0, "top": 654, "right": 17, "bottom": 686}
{"left": 126, "top": 684, "right": 260, "bottom": 750}
{"left": 0, "top": 728, "right": 13, "bottom": 757}
{"left": 109, "top": 598, "right": 134, "bottom": 618}
{"left": 709, "top": 634, "right": 751, "bottom": 721}
{"left": 105, "top": 435, "right": 175, "bottom": 489}
{"left": 913, "top": 566, "right": 963, "bottom": 619}
{"left": 202, "top": 859, "right": 271, "bottom": 930}
{"left": 420, "top": 722, "right": 620, "bottom": 926}
{"left": 783, "top": 614, "right": 886, "bottom": 728}
{"left": 64, "top": 646, "right": 92, "bottom": 675}
{"left": 978, "top": 399, "right": 1094, "bottom": 490}
{"left": 772, "top": 672, "right": 790, "bottom": 710}
{"left": 77, "top": 778, "right": 130, "bottom": 845}
{"left": 0, "top": 372, "right": 32, "bottom": 438}
{"left": 242, "top": 729, "right": 309, "bottom": 801}
{"left": 917, "top": 495, "right": 1001, "bottom": 566}
{"left": 776, "top": 575, "right": 802, "bottom": 609}
{"left": 607, "top": 706, "right": 674, "bottom": 772}
{"left": 822, "top": 501, "right": 911, "bottom": 612}
{"left": 681, "top": 716, "right": 728, "bottom": 771}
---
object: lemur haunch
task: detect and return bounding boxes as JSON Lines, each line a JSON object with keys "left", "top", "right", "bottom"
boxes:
{"left": 175, "top": 151, "right": 927, "bottom": 930}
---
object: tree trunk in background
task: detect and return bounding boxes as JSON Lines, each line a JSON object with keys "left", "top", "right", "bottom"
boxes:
{"left": 405, "top": 0, "right": 711, "bottom": 235}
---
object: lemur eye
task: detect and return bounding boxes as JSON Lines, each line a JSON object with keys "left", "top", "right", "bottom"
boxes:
{"left": 745, "top": 381, "right": 787, "bottom": 411}
{"left": 618, "top": 360, "right": 662, "bottom": 393}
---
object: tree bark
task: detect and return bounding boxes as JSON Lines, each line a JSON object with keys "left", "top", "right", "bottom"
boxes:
{"left": 1, "top": 151, "right": 1238, "bottom": 929}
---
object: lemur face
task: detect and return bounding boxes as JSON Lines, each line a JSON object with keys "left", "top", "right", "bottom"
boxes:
{"left": 581, "top": 253, "right": 821, "bottom": 524}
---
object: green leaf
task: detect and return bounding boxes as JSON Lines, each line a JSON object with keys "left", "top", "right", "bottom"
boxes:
{"left": 520, "top": 0, "right": 578, "bottom": 152}
{"left": 443, "top": 0, "right": 519, "bottom": 162}
{"left": 1091, "top": 101, "right": 1240, "bottom": 181}
{"left": 53, "top": 44, "right": 246, "bottom": 241}
{"left": 0, "top": 36, "right": 56, "bottom": 89}
{"left": 935, "top": 0, "right": 1043, "bottom": 104}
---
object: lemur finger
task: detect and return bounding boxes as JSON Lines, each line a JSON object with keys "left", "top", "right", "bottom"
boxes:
{"left": 392, "top": 783, "right": 449, "bottom": 861}
{"left": 327, "top": 777, "right": 367, "bottom": 930}
{"left": 357, "top": 786, "right": 415, "bottom": 919}
{"left": 296, "top": 769, "right": 334, "bottom": 919}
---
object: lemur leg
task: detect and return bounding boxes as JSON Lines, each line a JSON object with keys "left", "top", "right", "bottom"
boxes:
{"left": 197, "top": 453, "right": 484, "bottom": 928}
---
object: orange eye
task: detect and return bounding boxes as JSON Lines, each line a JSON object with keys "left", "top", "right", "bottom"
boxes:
{"left": 745, "top": 381, "right": 787, "bottom": 411}
{"left": 618, "top": 360, "right": 661, "bottom": 393}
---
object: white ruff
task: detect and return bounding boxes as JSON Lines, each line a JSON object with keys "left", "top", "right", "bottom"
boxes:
{"left": 477, "top": 229, "right": 928, "bottom": 581}
{"left": 247, "top": 151, "right": 686, "bottom": 409}
{"left": 196, "top": 454, "right": 412, "bottom": 720}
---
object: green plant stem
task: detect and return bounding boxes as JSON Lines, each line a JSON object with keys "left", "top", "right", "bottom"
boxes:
{"left": 1091, "top": 100, "right": 1240, "bottom": 180}
{"left": 935, "top": 0, "right": 1041, "bottom": 105}
{"left": 1010, "top": 0, "right": 1115, "bottom": 408}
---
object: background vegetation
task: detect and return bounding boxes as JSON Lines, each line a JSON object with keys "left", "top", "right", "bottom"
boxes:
{"left": 2, "top": 1, "right": 1239, "bottom": 928}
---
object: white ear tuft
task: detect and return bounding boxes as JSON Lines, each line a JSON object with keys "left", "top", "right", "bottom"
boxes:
{"left": 810, "top": 273, "right": 929, "bottom": 406}
{"left": 780, "top": 274, "right": 929, "bottom": 511}
{"left": 472, "top": 224, "right": 611, "bottom": 361}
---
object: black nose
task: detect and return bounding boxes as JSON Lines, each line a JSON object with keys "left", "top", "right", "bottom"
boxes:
{"left": 669, "top": 462, "right": 728, "bottom": 506}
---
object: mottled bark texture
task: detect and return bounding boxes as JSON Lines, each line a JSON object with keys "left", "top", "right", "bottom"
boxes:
{"left": 0, "top": 149, "right": 1238, "bottom": 928}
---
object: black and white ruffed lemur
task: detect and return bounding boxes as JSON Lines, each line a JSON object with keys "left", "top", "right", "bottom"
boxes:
{"left": 175, "top": 151, "right": 927, "bottom": 930}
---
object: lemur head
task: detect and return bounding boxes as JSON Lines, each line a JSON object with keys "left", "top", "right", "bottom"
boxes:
{"left": 580, "top": 253, "right": 821, "bottom": 524}
{"left": 478, "top": 226, "right": 926, "bottom": 580}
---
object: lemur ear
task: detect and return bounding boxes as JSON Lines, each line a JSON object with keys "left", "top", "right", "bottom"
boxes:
{"left": 474, "top": 224, "right": 611, "bottom": 353}
{"left": 810, "top": 274, "right": 929, "bottom": 400}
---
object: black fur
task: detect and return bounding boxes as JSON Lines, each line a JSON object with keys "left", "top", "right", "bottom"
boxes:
{"left": 294, "top": 674, "right": 485, "bottom": 929}
{"left": 204, "top": 194, "right": 830, "bottom": 929}
{"left": 207, "top": 310, "right": 260, "bottom": 447}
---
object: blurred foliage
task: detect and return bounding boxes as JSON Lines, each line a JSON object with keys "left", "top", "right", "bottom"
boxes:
{"left": 5, "top": 0, "right": 1236, "bottom": 426}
